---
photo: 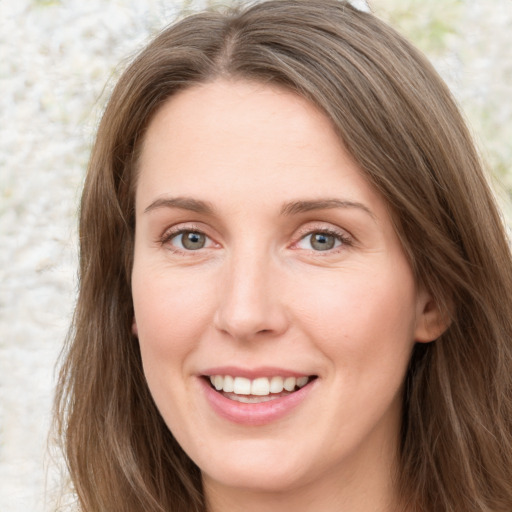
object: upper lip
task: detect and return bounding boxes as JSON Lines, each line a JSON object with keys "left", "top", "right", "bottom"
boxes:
{"left": 200, "top": 366, "right": 314, "bottom": 379}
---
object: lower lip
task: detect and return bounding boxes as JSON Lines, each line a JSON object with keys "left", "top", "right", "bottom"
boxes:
{"left": 199, "top": 377, "right": 315, "bottom": 426}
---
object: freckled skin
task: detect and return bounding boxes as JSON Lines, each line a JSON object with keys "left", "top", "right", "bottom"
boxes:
{"left": 131, "top": 80, "right": 439, "bottom": 512}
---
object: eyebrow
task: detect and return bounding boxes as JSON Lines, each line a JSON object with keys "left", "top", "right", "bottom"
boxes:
{"left": 280, "top": 199, "right": 375, "bottom": 219}
{"left": 143, "top": 196, "right": 374, "bottom": 219}
{"left": 144, "top": 197, "right": 215, "bottom": 215}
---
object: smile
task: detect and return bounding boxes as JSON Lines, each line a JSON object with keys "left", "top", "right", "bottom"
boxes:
{"left": 208, "top": 375, "right": 313, "bottom": 403}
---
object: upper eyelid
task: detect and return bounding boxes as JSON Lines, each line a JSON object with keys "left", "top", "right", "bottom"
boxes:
{"left": 293, "top": 221, "right": 353, "bottom": 239}
{"left": 161, "top": 222, "right": 208, "bottom": 237}
{"left": 159, "top": 223, "right": 214, "bottom": 245}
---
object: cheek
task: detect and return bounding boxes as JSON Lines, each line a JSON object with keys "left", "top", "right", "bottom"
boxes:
{"left": 131, "top": 265, "right": 219, "bottom": 437}
{"left": 291, "top": 264, "right": 418, "bottom": 370}
{"left": 131, "top": 265, "right": 217, "bottom": 373}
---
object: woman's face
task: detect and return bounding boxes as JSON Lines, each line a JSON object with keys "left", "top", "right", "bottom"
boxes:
{"left": 132, "top": 80, "right": 437, "bottom": 501}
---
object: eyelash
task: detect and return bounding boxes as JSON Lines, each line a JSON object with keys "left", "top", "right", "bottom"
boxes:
{"left": 158, "top": 224, "right": 213, "bottom": 254}
{"left": 158, "top": 224, "right": 353, "bottom": 254}
{"left": 292, "top": 227, "right": 353, "bottom": 254}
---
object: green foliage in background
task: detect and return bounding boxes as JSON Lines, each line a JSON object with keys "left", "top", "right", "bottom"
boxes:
{"left": 372, "top": 0, "right": 463, "bottom": 54}
{"left": 32, "top": 0, "right": 62, "bottom": 5}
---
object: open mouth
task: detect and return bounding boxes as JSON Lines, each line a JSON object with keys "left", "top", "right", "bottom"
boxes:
{"left": 204, "top": 374, "right": 318, "bottom": 404}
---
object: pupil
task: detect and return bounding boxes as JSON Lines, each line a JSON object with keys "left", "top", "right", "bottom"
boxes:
{"left": 311, "top": 233, "right": 335, "bottom": 251}
{"left": 183, "top": 231, "right": 205, "bottom": 250}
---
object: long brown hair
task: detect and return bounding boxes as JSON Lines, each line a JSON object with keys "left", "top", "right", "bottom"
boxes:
{"left": 53, "top": 1, "right": 512, "bottom": 510}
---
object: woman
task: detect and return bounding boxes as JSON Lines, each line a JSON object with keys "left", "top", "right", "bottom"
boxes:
{"left": 53, "top": 1, "right": 512, "bottom": 511}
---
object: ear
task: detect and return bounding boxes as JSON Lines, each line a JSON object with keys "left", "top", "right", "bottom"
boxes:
{"left": 414, "top": 289, "right": 452, "bottom": 343}
{"left": 132, "top": 316, "right": 139, "bottom": 337}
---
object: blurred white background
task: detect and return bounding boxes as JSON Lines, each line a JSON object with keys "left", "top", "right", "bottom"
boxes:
{"left": 0, "top": 0, "right": 511, "bottom": 510}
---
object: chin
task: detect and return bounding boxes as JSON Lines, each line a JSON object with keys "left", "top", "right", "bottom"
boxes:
{"left": 202, "top": 462, "right": 308, "bottom": 494}
{"left": 191, "top": 437, "right": 312, "bottom": 492}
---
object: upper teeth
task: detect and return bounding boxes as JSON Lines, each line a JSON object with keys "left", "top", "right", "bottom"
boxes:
{"left": 209, "top": 375, "right": 310, "bottom": 395}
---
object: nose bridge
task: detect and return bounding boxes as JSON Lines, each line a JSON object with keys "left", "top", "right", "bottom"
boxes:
{"left": 214, "top": 242, "right": 287, "bottom": 340}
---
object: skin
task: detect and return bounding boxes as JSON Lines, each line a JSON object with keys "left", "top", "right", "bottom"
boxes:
{"left": 131, "top": 79, "right": 443, "bottom": 512}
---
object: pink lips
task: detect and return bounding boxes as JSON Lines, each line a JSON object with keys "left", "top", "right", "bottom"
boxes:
{"left": 198, "top": 369, "right": 316, "bottom": 426}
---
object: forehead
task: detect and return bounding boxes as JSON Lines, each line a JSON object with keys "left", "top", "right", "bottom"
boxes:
{"left": 139, "top": 79, "right": 339, "bottom": 165}
{"left": 135, "top": 79, "right": 385, "bottom": 217}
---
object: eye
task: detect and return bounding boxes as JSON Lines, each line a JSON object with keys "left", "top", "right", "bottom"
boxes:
{"left": 169, "top": 230, "right": 210, "bottom": 251}
{"left": 296, "top": 231, "right": 345, "bottom": 251}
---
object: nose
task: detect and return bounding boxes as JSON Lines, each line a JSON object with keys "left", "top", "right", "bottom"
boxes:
{"left": 213, "top": 251, "right": 289, "bottom": 341}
